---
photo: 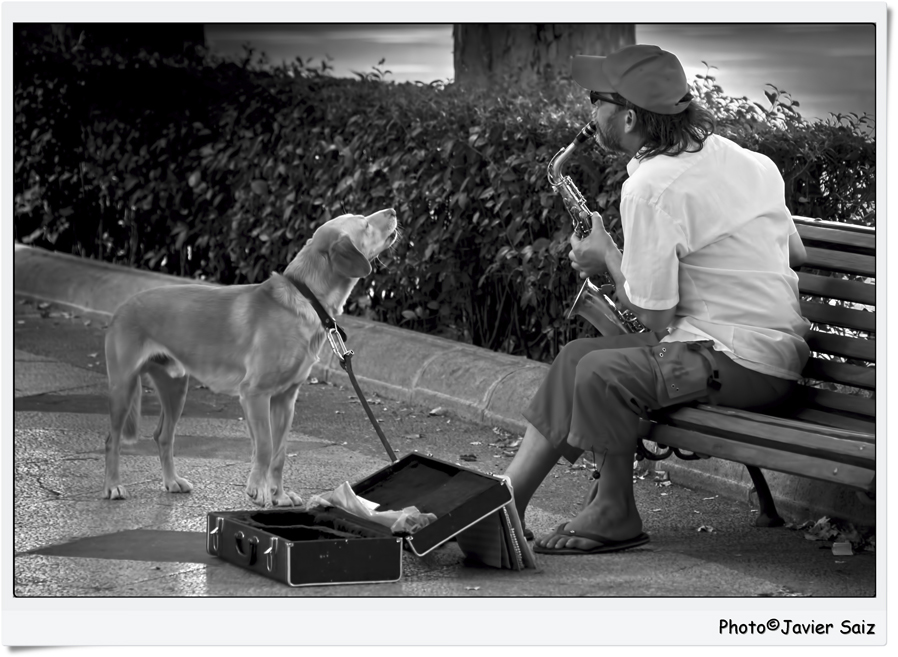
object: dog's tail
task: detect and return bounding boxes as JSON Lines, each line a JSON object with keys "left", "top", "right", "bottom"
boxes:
{"left": 120, "top": 379, "right": 142, "bottom": 443}
{"left": 105, "top": 323, "right": 143, "bottom": 444}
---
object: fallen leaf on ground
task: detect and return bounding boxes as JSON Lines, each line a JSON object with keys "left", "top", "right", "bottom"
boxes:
{"left": 470, "top": 442, "right": 482, "bottom": 446}
{"left": 38, "top": 302, "right": 50, "bottom": 309}
{"left": 703, "top": 496, "right": 718, "bottom": 500}
{"left": 88, "top": 352, "right": 98, "bottom": 358}
{"left": 697, "top": 525, "right": 716, "bottom": 533}
{"left": 429, "top": 407, "right": 445, "bottom": 416}
{"left": 460, "top": 454, "right": 477, "bottom": 462}
{"left": 465, "top": 586, "right": 480, "bottom": 591}
{"left": 404, "top": 434, "right": 422, "bottom": 439}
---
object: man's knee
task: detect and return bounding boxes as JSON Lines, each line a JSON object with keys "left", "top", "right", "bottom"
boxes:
{"left": 556, "top": 337, "right": 600, "bottom": 369}
{"left": 573, "top": 348, "right": 654, "bottom": 412}
{"left": 575, "top": 347, "right": 645, "bottom": 380}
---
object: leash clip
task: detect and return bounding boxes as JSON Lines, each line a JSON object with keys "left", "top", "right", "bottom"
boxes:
{"left": 327, "top": 326, "right": 353, "bottom": 362}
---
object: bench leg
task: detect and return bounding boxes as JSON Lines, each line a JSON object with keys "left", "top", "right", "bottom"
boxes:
{"left": 746, "top": 465, "right": 785, "bottom": 527}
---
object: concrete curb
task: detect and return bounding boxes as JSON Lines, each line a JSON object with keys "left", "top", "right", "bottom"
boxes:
{"left": 14, "top": 244, "right": 874, "bottom": 525}
{"left": 12, "top": 243, "right": 545, "bottom": 435}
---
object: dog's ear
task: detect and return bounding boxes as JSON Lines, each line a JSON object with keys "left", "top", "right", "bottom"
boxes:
{"left": 329, "top": 233, "right": 373, "bottom": 278}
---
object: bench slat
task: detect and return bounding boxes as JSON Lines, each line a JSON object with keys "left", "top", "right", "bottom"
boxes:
{"left": 794, "top": 223, "right": 876, "bottom": 256}
{"left": 800, "top": 300, "right": 875, "bottom": 333}
{"left": 804, "top": 247, "right": 875, "bottom": 277}
{"left": 806, "top": 331, "right": 876, "bottom": 363}
{"left": 648, "top": 424, "right": 874, "bottom": 491}
{"left": 793, "top": 215, "right": 876, "bottom": 241}
{"left": 686, "top": 404, "right": 875, "bottom": 443}
{"left": 785, "top": 407, "right": 876, "bottom": 434}
{"left": 660, "top": 407, "right": 875, "bottom": 466}
{"left": 797, "top": 271, "right": 875, "bottom": 305}
{"left": 802, "top": 358, "right": 876, "bottom": 390}
{"left": 795, "top": 386, "right": 876, "bottom": 419}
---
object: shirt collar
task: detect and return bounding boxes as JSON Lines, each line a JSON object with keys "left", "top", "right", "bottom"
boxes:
{"left": 626, "top": 149, "right": 648, "bottom": 176}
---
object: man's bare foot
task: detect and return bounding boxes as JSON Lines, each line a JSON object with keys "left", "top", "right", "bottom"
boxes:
{"left": 536, "top": 451, "right": 643, "bottom": 552}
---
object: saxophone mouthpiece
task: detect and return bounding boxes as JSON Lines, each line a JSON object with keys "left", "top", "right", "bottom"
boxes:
{"left": 576, "top": 121, "right": 597, "bottom": 143}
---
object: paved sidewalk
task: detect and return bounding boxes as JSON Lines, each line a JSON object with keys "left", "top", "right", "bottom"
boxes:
{"left": 12, "top": 298, "right": 875, "bottom": 597}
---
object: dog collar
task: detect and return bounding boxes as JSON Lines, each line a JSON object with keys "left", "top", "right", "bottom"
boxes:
{"left": 287, "top": 277, "right": 348, "bottom": 343}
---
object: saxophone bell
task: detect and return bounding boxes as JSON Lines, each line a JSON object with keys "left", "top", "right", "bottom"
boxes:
{"left": 566, "top": 278, "right": 633, "bottom": 337}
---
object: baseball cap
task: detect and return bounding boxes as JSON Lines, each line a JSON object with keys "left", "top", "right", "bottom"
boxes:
{"left": 572, "top": 44, "right": 692, "bottom": 115}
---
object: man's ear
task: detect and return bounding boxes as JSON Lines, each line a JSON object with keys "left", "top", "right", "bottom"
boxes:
{"left": 329, "top": 233, "right": 373, "bottom": 278}
{"left": 623, "top": 109, "right": 638, "bottom": 133}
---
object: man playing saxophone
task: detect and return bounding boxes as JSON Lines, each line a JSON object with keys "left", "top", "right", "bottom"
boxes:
{"left": 504, "top": 44, "right": 811, "bottom": 555}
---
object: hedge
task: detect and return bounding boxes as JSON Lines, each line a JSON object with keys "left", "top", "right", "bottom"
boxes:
{"left": 14, "top": 32, "right": 876, "bottom": 365}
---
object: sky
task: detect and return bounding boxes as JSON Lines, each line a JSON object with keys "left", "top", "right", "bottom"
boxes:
{"left": 204, "top": 23, "right": 876, "bottom": 123}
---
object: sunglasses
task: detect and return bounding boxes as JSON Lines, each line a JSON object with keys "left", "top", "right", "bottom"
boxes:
{"left": 590, "top": 90, "right": 627, "bottom": 107}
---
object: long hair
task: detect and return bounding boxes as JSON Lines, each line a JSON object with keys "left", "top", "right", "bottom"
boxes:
{"left": 610, "top": 92, "right": 716, "bottom": 160}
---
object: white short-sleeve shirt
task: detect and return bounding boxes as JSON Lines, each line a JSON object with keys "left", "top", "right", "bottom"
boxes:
{"left": 619, "top": 134, "right": 811, "bottom": 380}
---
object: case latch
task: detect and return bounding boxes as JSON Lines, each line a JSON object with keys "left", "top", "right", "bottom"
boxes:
{"left": 208, "top": 516, "right": 224, "bottom": 555}
{"left": 264, "top": 537, "right": 279, "bottom": 573}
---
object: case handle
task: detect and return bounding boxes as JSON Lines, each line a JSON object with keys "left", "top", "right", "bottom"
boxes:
{"left": 234, "top": 531, "right": 259, "bottom": 566}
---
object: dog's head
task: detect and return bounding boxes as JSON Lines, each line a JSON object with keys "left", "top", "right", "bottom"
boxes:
{"left": 308, "top": 208, "right": 399, "bottom": 279}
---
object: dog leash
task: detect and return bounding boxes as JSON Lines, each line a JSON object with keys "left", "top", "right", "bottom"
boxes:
{"left": 289, "top": 278, "right": 398, "bottom": 463}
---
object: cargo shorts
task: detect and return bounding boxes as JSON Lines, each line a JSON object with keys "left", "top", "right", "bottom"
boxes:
{"left": 522, "top": 332, "right": 795, "bottom": 462}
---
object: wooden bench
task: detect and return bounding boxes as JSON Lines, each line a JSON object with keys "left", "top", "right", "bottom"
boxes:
{"left": 639, "top": 215, "right": 876, "bottom": 526}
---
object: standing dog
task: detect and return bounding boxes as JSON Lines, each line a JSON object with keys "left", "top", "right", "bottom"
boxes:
{"left": 103, "top": 208, "right": 399, "bottom": 506}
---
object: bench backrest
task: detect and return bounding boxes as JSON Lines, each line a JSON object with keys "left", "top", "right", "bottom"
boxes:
{"left": 790, "top": 216, "right": 875, "bottom": 432}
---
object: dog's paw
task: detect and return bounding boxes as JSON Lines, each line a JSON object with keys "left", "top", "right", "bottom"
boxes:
{"left": 163, "top": 476, "right": 194, "bottom": 494}
{"left": 105, "top": 485, "right": 129, "bottom": 500}
{"left": 273, "top": 490, "right": 304, "bottom": 507}
{"left": 245, "top": 482, "right": 271, "bottom": 507}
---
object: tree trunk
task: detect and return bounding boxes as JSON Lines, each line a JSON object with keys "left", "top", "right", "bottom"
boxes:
{"left": 453, "top": 24, "right": 635, "bottom": 88}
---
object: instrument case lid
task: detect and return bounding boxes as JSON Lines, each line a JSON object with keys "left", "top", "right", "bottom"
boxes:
{"left": 351, "top": 452, "right": 513, "bottom": 556}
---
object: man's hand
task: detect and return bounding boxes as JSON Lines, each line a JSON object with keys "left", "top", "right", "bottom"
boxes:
{"left": 569, "top": 211, "right": 616, "bottom": 279}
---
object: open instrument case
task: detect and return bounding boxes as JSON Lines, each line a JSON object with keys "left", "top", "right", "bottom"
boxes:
{"left": 207, "top": 453, "right": 514, "bottom": 587}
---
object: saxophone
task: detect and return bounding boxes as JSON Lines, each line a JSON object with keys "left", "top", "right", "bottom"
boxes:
{"left": 547, "top": 121, "right": 648, "bottom": 336}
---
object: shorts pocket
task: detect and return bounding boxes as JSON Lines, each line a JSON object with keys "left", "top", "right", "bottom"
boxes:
{"left": 649, "top": 341, "right": 720, "bottom": 407}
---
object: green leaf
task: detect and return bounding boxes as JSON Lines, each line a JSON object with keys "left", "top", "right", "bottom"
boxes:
{"left": 251, "top": 180, "right": 269, "bottom": 196}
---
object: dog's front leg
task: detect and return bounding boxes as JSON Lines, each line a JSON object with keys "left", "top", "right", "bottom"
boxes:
{"left": 239, "top": 392, "right": 275, "bottom": 507}
{"left": 269, "top": 383, "right": 303, "bottom": 507}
